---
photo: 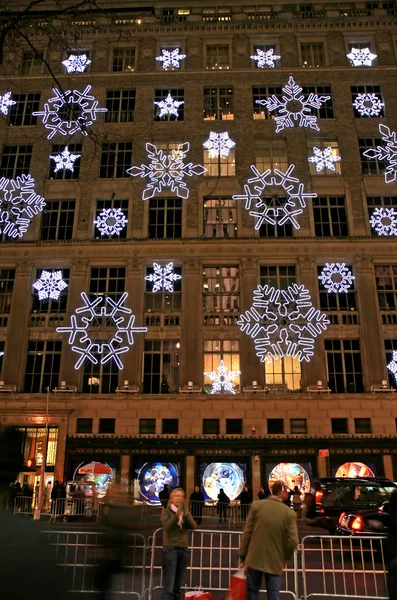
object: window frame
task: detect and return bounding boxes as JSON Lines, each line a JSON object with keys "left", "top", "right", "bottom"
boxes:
{"left": 300, "top": 41, "right": 327, "bottom": 67}
{"left": 351, "top": 84, "right": 385, "bottom": 118}
{"left": 111, "top": 46, "right": 137, "bottom": 72}
{"left": 0, "top": 144, "right": 32, "bottom": 179}
{"left": 204, "top": 43, "right": 231, "bottom": 70}
{"left": 203, "top": 339, "right": 240, "bottom": 392}
{"left": 48, "top": 143, "right": 82, "bottom": 180}
{"left": 99, "top": 141, "right": 132, "bottom": 179}
{"left": 307, "top": 139, "right": 341, "bottom": 176}
{"left": 143, "top": 340, "right": 180, "bottom": 394}
{"left": 325, "top": 339, "right": 364, "bottom": 393}
{"left": 24, "top": 340, "right": 62, "bottom": 393}
{"left": 203, "top": 197, "right": 237, "bottom": 238}
{"left": 148, "top": 198, "right": 182, "bottom": 239}
{"left": 93, "top": 197, "right": 129, "bottom": 240}
{"left": 40, "top": 199, "right": 76, "bottom": 241}
{"left": 153, "top": 87, "right": 184, "bottom": 122}
{"left": 76, "top": 418, "right": 93, "bottom": 434}
{"left": 226, "top": 418, "right": 243, "bottom": 434}
{"left": 359, "top": 137, "right": 387, "bottom": 175}
{"left": 8, "top": 93, "right": 40, "bottom": 127}
{"left": 331, "top": 418, "right": 349, "bottom": 434}
{"left": 202, "top": 266, "right": 240, "bottom": 315}
{"left": 203, "top": 147, "right": 236, "bottom": 177}
{"left": 203, "top": 418, "right": 220, "bottom": 435}
{"left": 162, "top": 418, "right": 179, "bottom": 434}
{"left": 105, "top": 89, "right": 136, "bottom": 124}
{"left": 98, "top": 418, "right": 116, "bottom": 434}
{"left": 203, "top": 87, "right": 234, "bottom": 121}
{"left": 267, "top": 418, "right": 284, "bottom": 434}
{"left": 312, "top": 196, "right": 349, "bottom": 237}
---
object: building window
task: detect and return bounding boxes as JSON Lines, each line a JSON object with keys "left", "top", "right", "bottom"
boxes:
{"left": 83, "top": 360, "right": 119, "bottom": 394}
{"left": 204, "top": 340, "right": 240, "bottom": 391}
{"left": 307, "top": 140, "right": 341, "bottom": 175}
{"left": 318, "top": 265, "right": 357, "bottom": 313}
{"left": 331, "top": 418, "right": 349, "bottom": 434}
{"left": 385, "top": 339, "right": 397, "bottom": 387}
{"left": 203, "top": 419, "right": 220, "bottom": 434}
{"left": 148, "top": 198, "right": 182, "bottom": 239}
{"left": 255, "top": 139, "right": 288, "bottom": 172}
{"left": 257, "top": 198, "right": 294, "bottom": 238}
{"left": 98, "top": 418, "right": 115, "bottom": 434}
{"left": 0, "top": 269, "right": 15, "bottom": 315}
{"left": 251, "top": 43, "right": 279, "bottom": 68}
{"left": 94, "top": 198, "right": 128, "bottom": 239}
{"left": 204, "top": 87, "right": 234, "bottom": 120}
{"left": 312, "top": 196, "right": 348, "bottom": 237}
{"left": 140, "top": 419, "right": 156, "bottom": 434}
{"left": 226, "top": 418, "right": 243, "bottom": 434}
{"left": 99, "top": 142, "right": 132, "bottom": 178}
{"left": 162, "top": 419, "right": 179, "bottom": 434}
{"left": 20, "top": 51, "right": 43, "bottom": 76}
{"left": 89, "top": 267, "right": 125, "bottom": 300}
{"left": 48, "top": 144, "right": 82, "bottom": 180}
{"left": 144, "top": 265, "right": 182, "bottom": 312}
{"left": 112, "top": 47, "right": 136, "bottom": 72}
{"left": 375, "top": 265, "right": 397, "bottom": 310}
{"left": 253, "top": 86, "right": 282, "bottom": 120}
{"left": 206, "top": 44, "right": 230, "bottom": 69}
{"left": 367, "top": 197, "right": 397, "bottom": 235}
{"left": 203, "top": 197, "right": 237, "bottom": 238}
{"left": 8, "top": 93, "right": 40, "bottom": 126}
{"left": 154, "top": 88, "right": 184, "bottom": 121}
{"left": 143, "top": 340, "right": 179, "bottom": 394}
{"left": 76, "top": 418, "right": 93, "bottom": 434}
{"left": 290, "top": 418, "right": 307, "bottom": 434}
{"left": 359, "top": 138, "right": 386, "bottom": 175}
{"left": 300, "top": 42, "right": 326, "bottom": 67}
{"left": 203, "top": 266, "right": 240, "bottom": 315}
{"left": 17, "top": 426, "right": 58, "bottom": 467}
{"left": 0, "top": 145, "right": 32, "bottom": 179}
{"left": 302, "top": 85, "right": 334, "bottom": 118}
{"left": 265, "top": 357, "right": 302, "bottom": 391}
{"left": 204, "top": 148, "right": 235, "bottom": 177}
{"left": 31, "top": 268, "right": 69, "bottom": 314}
{"left": 24, "top": 340, "right": 62, "bottom": 393}
{"left": 325, "top": 339, "right": 363, "bottom": 393}
{"left": 347, "top": 41, "right": 376, "bottom": 66}
{"left": 105, "top": 90, "right": 136, "bottom": 123}
{"left": 351, "top": 84, "right": 385, "bottom": 118}
{"left": 40, "top": 200, "right": 75, "bottom": 241}
{"left": 260, "top": 265, "right": 296, "bottom": 289}
{"left": 267, "top": 419, "right": 284, "bottom": 434}
{"left": 354, "top": 418, "right": 372, "bottom": 434}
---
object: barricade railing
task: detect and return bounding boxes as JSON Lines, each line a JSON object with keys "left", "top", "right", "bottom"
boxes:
{"left": 13, "top": 495, "right": 39, "bottom": 515}
{"left": 189, "top": 501, "right": 236, "bottom": 529}
{"left": 49, "top": 497, "right": 101, "bottom": 523}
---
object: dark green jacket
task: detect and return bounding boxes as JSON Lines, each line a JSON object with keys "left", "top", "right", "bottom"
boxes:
{"left": 161, "top": 505, "right": 196, "bottom": 547}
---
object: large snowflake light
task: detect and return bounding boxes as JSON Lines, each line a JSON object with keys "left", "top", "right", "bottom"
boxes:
{"left": 250, "top": 48, "right": 280, "bottom": 68}
{"left": 369, "top": 207, "right": 397, "bottom": 236}
{"left": 353, "top": 93, "right": 384, "bottom": 117}
{"left": 204, "top": 359, "right": 240, "bottom": 394}
{"left": 127, "top": 142, "right": 206, "bottom": 201}
{"left": 203, "top": 131, "right": 236, "bottom": 158}
{"left": 387, "top": 351, "right": 397, "bottom": 384}
{"left": 0, "top": 92, "right": 16, "bottom": 115}
{"left": 154, "top": 93, "right": 184, "bottom": 119}
{"left": 308, "top": 146, "right": 341, "bottom": 173}
{"left": 347, "top": 47, "right": 377, "bottom": 66}
{"left": 33, "top": 270, "right": 68, "bottom": 301}
{"left": 50, "top": 146, "right": 81, "bottom": 173}
{"left": 233, "top": 164, "right": 316, "bottom": 231}
{"left": 33, "top": 85, "right": 107, "bottom": 139}
{"left": 56, "top": 292, "right": 147, "bottom": 369}
{"left": 318, "top": 263, "right": 355, "bottom": 294}
{"left": 156, "top": 48, "right": 186, "bottom": 70}
{"left": 363, "top": 124, "right": 397, "bottom": 184}
{"left": 62, "top": 54, "right": 91, "bottom": 73}
{"left": 145, "top": 262, "right": 181, "bottom": 293}
{"left": 255, "top": 76, "right": 330, "bottom": 133}
{"left": 238, "top": 284, "right": 329, "bottom": 363}
{"left": 94, "top": 208, "right": 128, "bottom": 236}
{"left": 0, "top": 174, "right": 46, "bottom": 239}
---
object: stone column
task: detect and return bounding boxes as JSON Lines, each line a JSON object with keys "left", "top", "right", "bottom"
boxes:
{"left": 383, "top": 454, "right": 394, "bottom": 480}
{"left": 121, "top": 454, "right": 131, "bottom": 489}
{"left": 180, "top": 259, "right": 202, "bottom": 387}
{"left": 251, "top": 455, "right": 261, "bottom": 498}
{"left": 240, "top": 258, "right": 265, "bottom": 388}
{"left": 186, "top": 455, "right": 195, "bottom": 496}
{"left": 317, "top": 455, "right": 328, "bottom": 478}
{"left": 124, "top": 258, "right": 146, "bottom": 390}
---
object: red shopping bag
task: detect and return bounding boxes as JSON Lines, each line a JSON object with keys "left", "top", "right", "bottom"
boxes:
{"left": 185, "top": 591, "right": 212, "bottom": 600}
{"left": 229, "top": 569, "right": 247, "bottom": 600}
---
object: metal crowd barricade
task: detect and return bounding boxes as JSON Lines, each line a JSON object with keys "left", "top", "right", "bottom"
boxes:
{"left": 301, "top": 535, "right": 388, "bottom": 600}
{"left": 49, "top": 497, "right": 101, "bottom": 523}
{"left": 189, "top": 501, "right": 235, "bottom": 529}
{"left": 13, "top": 495, "right": 38, "bottom": 515}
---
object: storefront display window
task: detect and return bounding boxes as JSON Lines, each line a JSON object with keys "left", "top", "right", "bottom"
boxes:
{"left": 200, "top": 461, "right": 246, "bottom": 501}
{"left": 267, "top": 462, "right": 311, "bottom": 495}
{"left": 18, "top": 427, "right": 58, "bottom": 467}
{"left": 132, "top": 461, "right": 181, "bottom": 504}
{"left": 335, "top": 462, "right": 375, "bottom": 478}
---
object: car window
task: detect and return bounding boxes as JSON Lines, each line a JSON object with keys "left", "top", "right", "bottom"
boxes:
{"left": 353, "top": 485, "right": 381, "bottom": 504}
{"left": 322, "top": 484, "right": 354, "bottom": 506}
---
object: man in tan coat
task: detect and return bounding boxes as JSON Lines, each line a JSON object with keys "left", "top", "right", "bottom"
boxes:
{"left": 240, "top": 481, "right": 298, "bottom": 600}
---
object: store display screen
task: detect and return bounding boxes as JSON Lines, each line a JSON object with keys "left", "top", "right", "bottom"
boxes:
{"left": 334, "top": 462, "right": 376, "bottom": 478}
{"left": 267, "top": 462, "right": 312, "bottom": 494}
{"left": 134, "top": 462, "right": 180, "bottom": 505}
{"left": 70, "top": 461, "right": 116, "bottom": 499}
{"left": 200, "top": 462, "right": 246, "bottom": 501}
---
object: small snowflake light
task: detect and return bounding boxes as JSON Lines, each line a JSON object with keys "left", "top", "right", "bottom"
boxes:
{"left": 204, "top": 359, "right": 240, "bottom": 394}
{"left": 33, "top": 270, "right": 68, "bottom": 301}
{"left": 250, "top": 48, "right": 280, "bottom": 68}
{"left": 203, "top": 131, "right": 236, "bottom": 158}
{"left": 0, "top": 92, "right": 16, "bottom": 116}
{"left": 94, "top": 208, "right": 128, "bottom": 237}
{"left": 0, "top": 174, "right": 46, "bottom": 239}
{"left": 62, "top": 54, "right": 91, "bottom": 73}
{"left": 387, "top": 351, "right": 397, "bottom": 384}
{"left": 255, "top": 76, "right": 330, "bottom": 133}
{"left": 369, "top": 207, "right": 397, "bottom": 236}
{"left": 347, "top": 47, "right": 377, "bottom": 67}
{"left": 50, "top": 146, "right": 81, "bottom": 173}
{"left": 154, "top": 93, "right": 184, "bottom": 119}
{"left": 353, "top": 93, "right": 384, "bottom": 117}
{"left": 308, "top": 146, "right": 341, "bottom": 173}
{"left": 156, "top": 48, "right": 186, "bottom": 70}
{"left": 363, "top": 124, "right": 397, "bottom": 184}
{"left": 145, "top": 262, "right": 181, "bottom": 293}
{"left": 318, "top": 264, "right": 355, "bottom": 294}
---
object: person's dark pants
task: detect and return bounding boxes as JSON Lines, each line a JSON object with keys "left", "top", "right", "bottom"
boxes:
{"left": 247, "top": 568, "right": 282, "bottom": 600}
{"left": 219, "top": 505, "right": 227, "bottom": 521}
{"left": 387, "top": 557, "right": 397, "bottom": 600}
{"left": 162, "top": 546, "right": 190, "bottom": 600}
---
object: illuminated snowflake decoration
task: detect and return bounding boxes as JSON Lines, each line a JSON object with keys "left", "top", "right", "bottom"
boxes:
{"left": 308, "top": 146, "right": 341, "bottom": 173}
{"left": 33, "top": 85, "right": 107, "bottom": 139}
{"left": 0, "top": 92, "right": 16, "bottom": 115}
{"left": 238, "top": 284, "right": 329, "bottom": 363}
{"left": 387, "top": 351, "right": 397, "bottom": 384}
{"left": 353, "top": 93, "right": 384, "bottom": 117}
{"left": 347, "top": 47, "right": 377, "bottom": 67}
{"left": 50, "top": 146, "right": 81, "bottom": 172}
{"left": 156, "top": 48, "right": 186, "bottom": 70}
{"left": 233, "top": 164, "right": 316, "bottom": 230}
{"left": 127, "top": 142, "right": 206, "bottom": 201}
{"left": 250, "top": 48, "right": 280, "bottom": 68}
{"left": 94, "top": 208, "right": 128, "bottom": 237}
{"left": 203, "top": 131, "right": 236, "bottom": 158}
{"left": 56, "top": 292, "right": 147, "bottom": 369}
{"left": 154, "top": 93, "right": 184, "bottom": 119}
{"left": 255, "top": 76, "right": 330, "bottom": 133}
{"left": 204, "top": 359, "right": 240, "bottom": 395}
{"left": 318, "top": 263, "right": 355, "bottom": 294}
{"left": 33, "top": 270, "right": 68, "bottom": 301}
{"left": 363, "top": 124, "right": 397, "bottom": 184}
{"left": 145, "top": 262, "right": 181, "bottom": 293}
{"left": 62, "top": 54, "right": 91, "bottom": 73}
{"left": 0, "top": 174, "right": 46, "bottom": 239}
{"left": 369, "top": 207, "right": 397, "bottom": 236}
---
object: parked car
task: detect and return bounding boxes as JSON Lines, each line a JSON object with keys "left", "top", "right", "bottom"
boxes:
{"left": 337, "top": 500, "right": 390, "bottom": 536}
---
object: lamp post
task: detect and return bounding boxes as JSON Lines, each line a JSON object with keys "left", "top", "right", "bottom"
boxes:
{"left": 33, "top": 386, "right": 49, "bottom": 520}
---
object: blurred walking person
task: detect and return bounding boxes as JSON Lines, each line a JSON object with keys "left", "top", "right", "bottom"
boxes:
{"left": 239, "top": 485, "right": 253, "bottom": 520}
{"left": 217, "top": 488, "right": 230, "bottom": 523}
{"left": 190, "top": 485, "right": 204, "bottom": 525}
{"left": 159, "top": 484, "right": 170, "bottom": 508}
{"left": 385, "top": 490, "right": 397, "bottom": 600}
{"left": 292, "top": 486, "right": 302, "bottom": 520}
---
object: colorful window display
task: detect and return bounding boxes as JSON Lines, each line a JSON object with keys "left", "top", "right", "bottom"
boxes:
{"left": 201, "top": 462, "right": 246, "bottom": 501}
{"left": 267, "top": 462, "right": 311, "bottom": 495}
{"left": 134, "top": 462, "right": 180, "bottom": 505}
{"left": 335, "top": 462, "right": 375, "bottom": 478}
{"left": 71, "top": 460, "right": 115, "bottom": 498}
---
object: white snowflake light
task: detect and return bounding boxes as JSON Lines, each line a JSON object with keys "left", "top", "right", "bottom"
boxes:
{"left": 387, "top": 351, "right": 397, "bottom": 384}
{"left": 308, "top": 146, "right": 341, "bottom": 173}
{"left": 238, "top": 284, "right": 329, "bottom": 363}
{"left": 363, "top": 124, "right": 397, "bottom": 184}
{"left": 94, "top": 208, "right": 128, "bottom": 237}
{"left": 145, "top": 262, "right": 181, "bottom": 293}
{"left": 0, "top": 174, "right": 46, "bottom": 239}
{"left": 0, "top": 92, "right": 16, "bottom": 115}
{"left": 154, "top": 93, "right": 184, "bottom": 119}
{"left": 203, "top": 131, "right": 236, "bottom": 158}
{"left": 156, "top": 48, "right": 186, "bottom": 70}
{"left": 233, "top": 164, "right": 316, "bottom": 231}
{"left": 250, "top": 48, "right": 280, "bottom": 68}
{"left": 62, "top": 54, "right": 91, "bottom": 73}
{"left": 50, "top": 146, "right": 81, "bottom": 173}
{"left": 56, "top": 292, "right": 147, "bottom": 369}
{"left": 353, "top": 93, "right": 384, "bottom": 117}
{"left": 127, "top": 142, "right": 206, "bottom": 201}
{"left": 255, "top": 76, "right": 330, "bottom": 133}
{"left": 204, "top": 359, "right": 240, "bottom": 394}
{"left": 369, "top": 207, "right": 397, "bottom": 236}
{"left": 347, "top": 47, "right": 377, "bottom": 67}
{"left": 33, "top": 270, "right": 68, "bottom": 301}
{"left": 318, "top": 263, "right": 355, "bottom": 294}
{"left": 33, "top": 85, "right": 107, "bottom": 139}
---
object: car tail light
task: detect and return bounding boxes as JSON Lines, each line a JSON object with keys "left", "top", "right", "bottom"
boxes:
{"left": 315, "top": 490, "right": 323, "bottom": 504}
{"left": 339, "top": 512, "right": 346, "bottom": 525}
{"left": 320, "top": 508, "right": 325, "bottom": 514}
{"left": 351, "top": 516, "right": 364, "bottom": 531}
